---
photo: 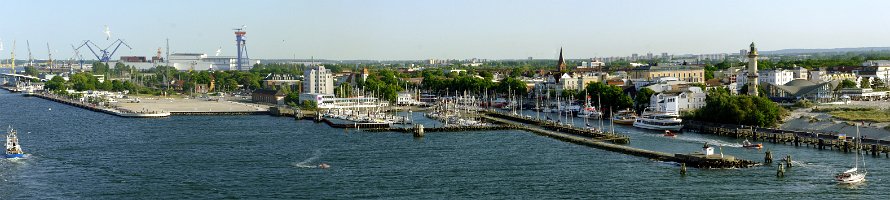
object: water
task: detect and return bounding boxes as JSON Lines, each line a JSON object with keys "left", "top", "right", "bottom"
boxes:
{"left": 1, "top": 91, "right": 888, "bottom": 199}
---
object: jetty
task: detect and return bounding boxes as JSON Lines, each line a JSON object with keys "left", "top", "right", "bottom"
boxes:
{"left": 32, "top": 92, "right": 171, "bottom": 118}
{"left": 480, "top": 111, "right": 756, "bottom": 168}
{"left": 685, "top": 120, "right": 890, "bottom": 158}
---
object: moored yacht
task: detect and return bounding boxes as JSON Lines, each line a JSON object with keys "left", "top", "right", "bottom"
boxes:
{"left": 835, "top": 124, "right": 867, "bottom": 184}
{"left": 611, "top": 109, "right": 637, "bottom": 125}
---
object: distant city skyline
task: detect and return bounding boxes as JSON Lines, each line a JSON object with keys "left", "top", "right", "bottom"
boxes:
{"left": 3, "top": 0, "right": 890, "bottom": 60}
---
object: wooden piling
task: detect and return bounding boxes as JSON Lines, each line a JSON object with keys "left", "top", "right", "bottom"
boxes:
{"left": 765, "top": 150, "right": 773, "bottom": 164}
{"left": 777, "top": 164, "right": 785, "bottom": 177}
{"left": 680, "top": 163, "right": 687, "bottom": 175}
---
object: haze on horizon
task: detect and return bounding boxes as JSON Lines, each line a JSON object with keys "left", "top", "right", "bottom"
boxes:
{"left": 2, "top": 0, "right": 890, "bottom": 61}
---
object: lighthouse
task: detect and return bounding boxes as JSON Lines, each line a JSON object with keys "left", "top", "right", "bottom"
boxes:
{"left": 747, "top": 43, "right": 759, "bottom": 96}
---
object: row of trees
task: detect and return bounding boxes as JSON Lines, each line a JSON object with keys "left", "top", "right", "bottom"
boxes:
{"left": 44, "top": 72, "right": 139, "bottom": 93}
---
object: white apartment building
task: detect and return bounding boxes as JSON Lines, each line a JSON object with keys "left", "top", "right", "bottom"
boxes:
{"left": 303, "top": 65, "right": 334, "bottom": 95}
{"left": 736, "top": 69, "right": 796, "bottom": 89}
{"left": 760, "top": 70, "right": 796, "bottom": 86}
{"left": 649, "top": 87, "right": 707, "bottom": 114}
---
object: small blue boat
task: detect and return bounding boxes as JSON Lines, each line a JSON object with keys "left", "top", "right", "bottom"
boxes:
{"left": 5, "top": 126, "right": 25, "bottom": 159}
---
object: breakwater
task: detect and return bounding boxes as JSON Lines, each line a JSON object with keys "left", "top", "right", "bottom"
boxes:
{"left": 684, "top": 120, "right": 890, "bottom": 158}
{"left": 32, "top": 92, "right": 171, "bottom": 118}
{"left": 364, "top": 125, "right": 514, "bottom": 133}
{"left": 483, "top": 112, "right": 756, "bottom": 168}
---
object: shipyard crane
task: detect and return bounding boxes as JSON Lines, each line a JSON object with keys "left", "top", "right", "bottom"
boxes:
{"left": 233, "top": 25, "right": 249, "bottom": 70}
{"left": 47, "top": 43, "right": 53, "bottom": 69}
{"left": 9, "top": 41, "right": 15, "bottom": 74}
{"left": 26, "top": 40, "right": 33, "bottom": 67}
{"left": 71, "top": 44, "right": 84, "bottom": 72}
{"left": 74, "top": 39, "right": 132, "bottom": 63}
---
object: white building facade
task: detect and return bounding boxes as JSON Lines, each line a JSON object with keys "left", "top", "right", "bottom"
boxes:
{"left": 649, "top": 87, "right": 707, "bottom": 114}
{"left": 303, "top": 65, "right": 334, "bottom": 95}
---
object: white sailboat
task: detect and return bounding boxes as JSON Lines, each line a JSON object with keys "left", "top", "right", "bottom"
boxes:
{"left": 835, "top": 124, "right": 867, "bottom": 184}
{"left": 577, "top": 88, "right": 602, "bottom": 119}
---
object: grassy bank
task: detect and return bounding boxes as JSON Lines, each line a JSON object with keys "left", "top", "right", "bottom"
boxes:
{"left": 829, "top": 109, "right": 890, "bottom": 122}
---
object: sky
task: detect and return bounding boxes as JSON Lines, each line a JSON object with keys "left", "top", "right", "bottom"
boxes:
{"left": 2, "top": 0, "right": 890, "bottom": 60}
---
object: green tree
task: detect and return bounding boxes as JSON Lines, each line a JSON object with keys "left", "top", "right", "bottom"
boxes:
{"left": 24, "top": 66, "right": 39, "bottom": 76}
{"left": 45, "top": 76, "right": 66, "bottom": 91}
{"left": 582, "top": 82, "right": 633, "bottom": 111}
{"left": 840, "top": 79, "right": 857, "bottom": 89}
{"left": 112, "top": 80, "right": 124, "bottom": 91}
{"left": 861, "top": 78, "right": 871, "bottom": 89}
{"left": 92, "top": 62, "right": 110, "bottom": 75}
{"left": 693, "top": 93, "right": 787, "bottom": 127}
{"left": 496, "top": 77, "right": 528, "bottom": 96}
{"left": 704, "top": 65, "right": 717, "bottom": 80}
{"left": 98, "top": 79, "right": 113, "bottom": 91}
{"left": 70, "top": 72, "right": 96, "bottom": 91}
{"left": 635, "top": 87, "right": 656, "bottom": 112}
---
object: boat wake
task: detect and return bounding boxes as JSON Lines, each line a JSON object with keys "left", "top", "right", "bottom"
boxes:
{"left": 660, "top": 134, "right": 743, "bottom": 148}
{"left": 292, "top": 150, "right": 322, "bottom": 168}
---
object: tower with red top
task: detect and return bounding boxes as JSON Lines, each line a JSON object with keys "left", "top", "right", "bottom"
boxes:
{"left": 234, "top": 26, "right": 249, "bottom": 71}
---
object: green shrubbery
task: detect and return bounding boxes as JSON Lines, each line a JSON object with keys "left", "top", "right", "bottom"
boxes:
{"left": 690, "top": 93, "right": 787, "bottom": 127}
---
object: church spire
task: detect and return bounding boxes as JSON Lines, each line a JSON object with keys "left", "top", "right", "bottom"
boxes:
{"left": 557, "top": 47, "right": 567, "bottom": 72}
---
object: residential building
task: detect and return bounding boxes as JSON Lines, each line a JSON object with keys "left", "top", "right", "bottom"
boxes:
{"left": 629, "top": 65, "right": 706, "bottom": 83}
{"left": 303, "top": 65, "right": 334, "bottom": 95}
{"left": 862, "top": 60, "right": 890, "bottom": 85}
{"left": 263, "top": 74, "right": 301, "bottom": 92}
{"left": 759, "top": 69, "right": 795, "bottom": 86}
{"left": 791, "top": 66, "right": 808, "bottom": 80}
{"left": 649, "top": 87, "right": 707, "bottom": 113}
{"left": 252, "top": 89, "right": 286, "bottom": 105}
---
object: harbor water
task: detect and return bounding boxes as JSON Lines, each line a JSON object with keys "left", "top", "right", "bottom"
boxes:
{"left": 1, "top": 90, "right": 888, "bottom": 199}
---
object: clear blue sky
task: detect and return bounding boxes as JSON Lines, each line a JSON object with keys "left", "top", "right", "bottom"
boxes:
{"left": 3, "top": 0, "right": 890, "bottom": 60}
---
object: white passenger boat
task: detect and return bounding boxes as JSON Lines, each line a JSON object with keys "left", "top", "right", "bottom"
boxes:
{"left": 632, "top": 108, "right": 683, "bottom": 131}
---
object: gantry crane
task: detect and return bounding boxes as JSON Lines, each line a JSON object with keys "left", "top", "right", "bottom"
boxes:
{"left": 74, "top": 39, "right": 132, "bottom": 63}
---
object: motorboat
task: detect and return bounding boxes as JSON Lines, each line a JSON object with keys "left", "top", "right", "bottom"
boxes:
{"left": 632, "top": 108, "right": 683, "bottom": 131}
{"left": 611, "top": 109, "right": 637, "bottom": 125}
{"left": 663, "top": 130, "right": 676, "bottom": 137}
{"left": 5, "top": 126, "right": 25, "bottom": 159}
{"left": 742, "top": 139, "right": 763, "bottom": 149}
{"left": 835, "top": 124, "right": 867, "bottom": 184}
{"left": 318, "top": 163, "right": 331, "bottom": 169}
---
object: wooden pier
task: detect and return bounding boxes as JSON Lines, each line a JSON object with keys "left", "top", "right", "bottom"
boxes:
{"left": 684, "top": 120, "right": 890, "bottom": 158}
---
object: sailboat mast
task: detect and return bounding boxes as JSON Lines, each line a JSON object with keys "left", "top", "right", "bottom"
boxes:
{"left": 598, "top": 94, "right": 604, "bottom": 130}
